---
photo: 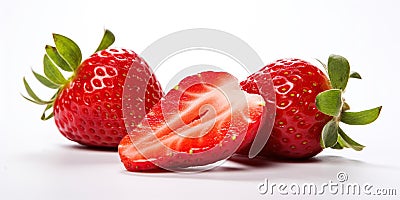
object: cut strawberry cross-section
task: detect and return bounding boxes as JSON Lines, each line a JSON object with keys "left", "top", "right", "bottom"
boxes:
{"left": 119, "top": 71, "right": 264, "bottom": 172}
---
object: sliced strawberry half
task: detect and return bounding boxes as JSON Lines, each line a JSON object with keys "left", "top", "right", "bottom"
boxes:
{"left": 118, "top": 71, "right": 264, "bottom": 172}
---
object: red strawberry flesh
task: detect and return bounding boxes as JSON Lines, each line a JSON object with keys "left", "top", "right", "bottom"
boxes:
{"left": 119, "top": 71, "right": 264, "bottom": 171}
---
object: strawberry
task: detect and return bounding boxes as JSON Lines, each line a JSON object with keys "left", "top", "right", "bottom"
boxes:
{"left": 118, "top": 71, "right": 264, "bottom": 171}
{"left": 22, "top": 30, "right": 163, "bottom": 147}
{"left": 240, "top": 56, "right": 382, "bottom": 159}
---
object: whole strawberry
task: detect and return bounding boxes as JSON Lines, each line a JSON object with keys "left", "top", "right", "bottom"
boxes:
{"left": 22, "top": 30, "right": 163, "bottom": 147}
{"left": 240, "top": 56, "right": 381, "bottom": 159}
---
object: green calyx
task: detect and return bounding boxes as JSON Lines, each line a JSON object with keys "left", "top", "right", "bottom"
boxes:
{"left": 22, "top": 29, "right": 115, "bottom": 120}
{"left": 316, "top": 54, "right": 382, "bottom": 151}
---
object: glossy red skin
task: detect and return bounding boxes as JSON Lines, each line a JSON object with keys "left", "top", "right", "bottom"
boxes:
{"left": 119, "top": 71, "right": 264, "bottom": 171}
{"left": 53, "top": 48, "right": 163, "bottom": 147}
{"left": 241, "top": 58, "right": 332, "bottom": 159}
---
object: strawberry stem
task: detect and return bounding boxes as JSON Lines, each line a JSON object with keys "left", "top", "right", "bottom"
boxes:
{"left": 317, "top": 55, "right": 382, "bottom": 150}
{"left": 95, "top": 29, "right": 115, "bottom": 53}
{"left": 22, "top": 29, "right": 116, "bottom": 120}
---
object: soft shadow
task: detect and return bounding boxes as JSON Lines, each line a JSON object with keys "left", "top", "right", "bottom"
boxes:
{"left": 312, "top": 155, "right": 365, "bottom": 164}
{"left": 227, "top": 154, "right": 322, "bottom": 167}
{"left": 20, "top": 144, "right": 120, "bottom": 167}
{"left": 62, "top": 144, "right": 118, "bottom": 152}
{"left": 119, "top": 155, "right": 379, "bottom": 182}
{"left": 228, "top": 154, "right": 277, "bottom": 167}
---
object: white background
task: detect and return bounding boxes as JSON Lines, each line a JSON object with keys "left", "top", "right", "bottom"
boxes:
{"left": 1, "top": 0, "right": 399, "bottom": 199}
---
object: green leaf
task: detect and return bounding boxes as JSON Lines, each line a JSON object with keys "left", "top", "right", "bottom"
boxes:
{"left": 341, "top": 106, "right": 382, "bottom": 125}
{"left": 316, "top": 89, "right": 343, "bottom": 117}
{"left": 337, "top": 127, "right": 365, "bottom": 151}
{"left": 43, "top": 54, "right": 67, "bottom": 84}
{"left": 21, "top": 95, "right": 45, "bottom": 105}
{"left": 32, "top": 69, "right": 60, "bottom": 89}
{"left": 321, "top": 120, "right": 339, "bottom": 148}
{"left": 331, "top": 141, "right": 344, "bottom": 149}
{"left": 336, "top": 134, "right": 348, "bottom": 148}
{"left": 41, "top": 103, "right": 54, "bottom": 120}
{"left": 45, "top": 45, "right": 73, "bottom": 72}
{"left": 328, "top": 54, "right": 350, "bottom": 90}
{"left": 22, "top": 77, "right": 52, "bottom": 105}
{"left": 53, "top": 33, "right": 82, "bottom": 70}
{"left": 95, "top": 29, "right": 115, "bottom": 52}
{"left": 350, "top": 71, "right": 362, "bottom": 79}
